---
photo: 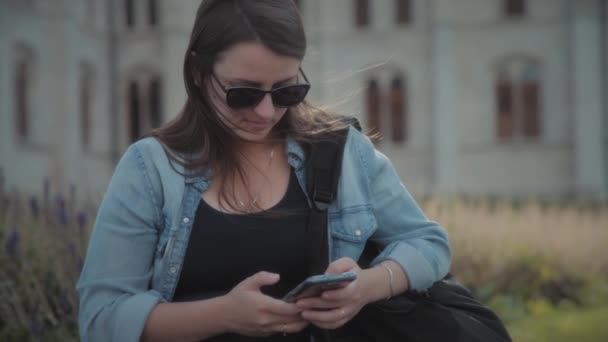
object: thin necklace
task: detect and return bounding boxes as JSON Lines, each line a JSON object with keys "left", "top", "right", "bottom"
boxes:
{"left": 238, "top": 146, "right": 276, "bottom": 211}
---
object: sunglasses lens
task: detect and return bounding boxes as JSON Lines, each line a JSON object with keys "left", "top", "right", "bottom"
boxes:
{"left": 272, "top": 85, "right": 310, "bottom": 107}
{"left": 225, "top": 85, "right": 310, "bottom": 109}
{"left": 226, "top": 88, "right": 265, "bottom": 108}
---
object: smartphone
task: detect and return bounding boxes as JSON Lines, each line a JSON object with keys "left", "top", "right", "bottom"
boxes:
{"left": 282, "top": 272, "right": 357, "bottom": 303}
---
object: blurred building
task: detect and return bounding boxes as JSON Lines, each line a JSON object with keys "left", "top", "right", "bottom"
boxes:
{"left": 0, "top": 0, "right": 606, "bottom": 201}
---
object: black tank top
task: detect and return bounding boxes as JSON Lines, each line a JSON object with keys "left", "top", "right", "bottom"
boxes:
{"left": 173, "top": 169, "right": 311, "bottom": 341}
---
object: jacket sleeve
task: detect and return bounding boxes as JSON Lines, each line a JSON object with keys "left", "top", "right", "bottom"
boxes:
{"left": 351, "top": 129, "right": 452, "bottom": 291}
{"left": 76, "top": 143, "right": 165, "bottom": 342}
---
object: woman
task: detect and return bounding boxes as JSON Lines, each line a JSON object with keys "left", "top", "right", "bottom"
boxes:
{"left": 76, "top": 0, "right": 452, "bottom": 341}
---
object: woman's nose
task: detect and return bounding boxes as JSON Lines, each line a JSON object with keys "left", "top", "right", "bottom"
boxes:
{"left": 253, "top": 93, "right": 275, "bottom": 118}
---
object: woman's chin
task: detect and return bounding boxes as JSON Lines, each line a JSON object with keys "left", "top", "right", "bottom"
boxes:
{"left": 235, "top": 129, "right": 273, "bottom": 142}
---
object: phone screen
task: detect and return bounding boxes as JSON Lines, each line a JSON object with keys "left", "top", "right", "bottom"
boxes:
{"left": 283, "top": 272, "right": 357, "bottom": 302}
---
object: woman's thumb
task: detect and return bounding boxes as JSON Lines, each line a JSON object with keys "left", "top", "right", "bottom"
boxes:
{"left": 241, "top": 271, "right": 280, "bottom": 290}
{"left": 325, "top": 257, "right": 356, "bottom": 274}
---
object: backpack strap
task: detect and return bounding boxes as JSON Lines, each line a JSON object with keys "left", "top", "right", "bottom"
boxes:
{"left": 305, "top": 117, "right": 361, "bottom": 275}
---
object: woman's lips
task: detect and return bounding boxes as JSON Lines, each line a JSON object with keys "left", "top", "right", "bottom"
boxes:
{"left": 244, "top": 120, "right": 273, "bottom": 131}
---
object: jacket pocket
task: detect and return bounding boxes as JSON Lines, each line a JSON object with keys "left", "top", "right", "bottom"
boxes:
{"left": 329, "top": 206, "right": 376, "bottom": 241}
{"left": 329, "top": 206, "right": 376, "bottom": 259}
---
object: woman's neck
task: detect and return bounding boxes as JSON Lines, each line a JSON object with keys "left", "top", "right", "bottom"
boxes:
{"left": 237, "top": 139, "right": 280, "bottom": 160}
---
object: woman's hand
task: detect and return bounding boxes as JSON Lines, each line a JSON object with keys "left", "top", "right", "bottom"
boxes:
{"left": 221, "top": 271, "right": 309, "bottom": 336}
{"left": 296, "top": 257, "right": 370, "bottom": 330}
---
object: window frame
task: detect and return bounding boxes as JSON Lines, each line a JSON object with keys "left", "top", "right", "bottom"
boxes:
{"left": 79, "top": 63, "right": 94, "bottom": 148}
{"left": 125, "top": 0, "right": 136, "bottom": 28}
{"left": 125, "top": 72, "right": 163, "bottom": 144}
{"left": 494, "top": 58, "right": 542, "bottom": 142}
{"left": 366, "top": 79, "right": 381, "bottom": 134}
{"left": 13, "top": 44, "right": 35, "bottom": 144}
{"left": 355, "top": 0, "right": 370, "bottom": 28}
{"left": 396, "top": 0, "right": 411, "bottom": 25}
{"left": 504, "top": 0, "right": 526, "bottom": 18}
{"left": 390, "top": 76, "right": 407, "bottom": 143}
{"left": 148, "top": 0, "right": 159, "bottom": 27}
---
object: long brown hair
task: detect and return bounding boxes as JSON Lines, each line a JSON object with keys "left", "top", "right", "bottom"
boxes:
{"left": 148, "top": 0, "right": 347, "bottom": 212}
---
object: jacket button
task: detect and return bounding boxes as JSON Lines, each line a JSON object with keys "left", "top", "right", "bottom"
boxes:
{"left": 183, "top": 217, "right": 190, "bottom": 224}
{"left": 169, "top": 266, "right": 177, "bottom": 274}
{"left": 355, "top": 229, "right": 362, "bottom": 236}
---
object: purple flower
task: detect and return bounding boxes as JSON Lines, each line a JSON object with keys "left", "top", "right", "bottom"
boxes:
{"left": 68, "top": 241, "right": 77, "bottom": 259}
{"left": 58, "top": 291, "right": 73, "bottom": 315}
{"left": 28, "top": 316, "right": 43, "bottom": 336}
{"left": 29, "top": 196, "right": 40, "bottom": 218}
{"left": 43, "top": 177, "right": 51, "bottom": 220}
{"left": 5, "top": 229, "right": 19, "bottom": 257}
{"left": 77, "top": 210, "right": 88, "bottom": 230}
{"left": 55, "top": 195, "right": 68, "bottom": 225}
{"left": 43, "top": 177, "right": 50, "bottom": 201}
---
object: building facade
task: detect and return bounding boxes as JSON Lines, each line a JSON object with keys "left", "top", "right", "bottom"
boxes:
{"left": 0, "top": 0, "right": 606, "bottom": 202}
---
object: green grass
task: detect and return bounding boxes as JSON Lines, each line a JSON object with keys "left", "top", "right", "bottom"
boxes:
{"left": 508, "top": 305, "right": 608, "bottom": 342}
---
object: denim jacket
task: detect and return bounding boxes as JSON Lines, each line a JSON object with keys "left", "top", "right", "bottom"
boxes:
{"left": 76, "top": 127, "right": 451, "bottom": 342}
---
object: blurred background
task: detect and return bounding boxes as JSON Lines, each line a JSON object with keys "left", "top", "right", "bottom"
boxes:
{"left": 0, "top": 0, "right": 607, "bottom": 341}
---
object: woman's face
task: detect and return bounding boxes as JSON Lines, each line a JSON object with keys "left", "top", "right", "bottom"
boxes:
{"left": 208, "top": 41, "right": 303, "bottom": 142}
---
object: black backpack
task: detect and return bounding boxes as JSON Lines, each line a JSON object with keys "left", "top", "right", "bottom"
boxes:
{"left": 304, "top": 119, "right": 512, "bottom": 342}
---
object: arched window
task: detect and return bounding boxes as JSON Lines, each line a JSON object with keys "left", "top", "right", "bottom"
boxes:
{"left": 14, "top": 44, "right": 34, "bottom": 143}
{"left": 355, "top": 0, "right": 370, "bottom": 27}
{"left": 149, "top": 77, "right": 162, "bottom": 128}
{"left": 128, "top": 81, "right": 140, "bottom": 143}
{"left": 396, "top": 0, "right": 411, "bottom": 25}
{"left": 366, "top": 79, "right": 380, "bottom": 133}
{"left": 15, "top": 60, "right": 29, "bottom": 141}
{"left": 80, "top": 63, "right": 94, "bottom": 147}
{"left": 126, "top": 73, "right": 163, "bottom": 143}
{"left": 495, "top": 71, "right": 513, "bottom": 139}
{"left": 125, "top": 0, "right": 135, "bottom": 28}
{"left": 504, "top": 0, "right": 525, "bottom": 17}
{"left": 495, "top": 58, "right": 542, "bottom": 141}
{"left": 148, "top": 0, "right": 158, "bottom": 27}
{"left": 390, "top": 76, "right": 407, "bottom": 143}
{"left": 521, "top": 65, "right": 541, "bottom": 137}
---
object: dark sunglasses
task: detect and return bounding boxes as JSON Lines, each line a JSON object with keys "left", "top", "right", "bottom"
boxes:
{"left": 211, "top": 68, "right": 311, "bottom": 109}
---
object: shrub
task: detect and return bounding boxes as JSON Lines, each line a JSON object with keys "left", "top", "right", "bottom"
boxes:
{"left": 1, "top": 189, "right": 607, "bottom": 339}
{"left": 0, "top": 188, "right": 92, "bottom": 341}
{"left": 420, "top": 196, "right": 608, "bottom": 317}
